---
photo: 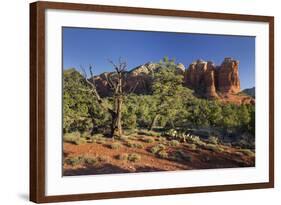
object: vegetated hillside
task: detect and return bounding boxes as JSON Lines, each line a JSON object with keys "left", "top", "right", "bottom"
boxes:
{"left": 63, "top": 57, "right": 255, "bottom": 175}
{"left": 241, "top": 87, "right": 255, "bottom": 98}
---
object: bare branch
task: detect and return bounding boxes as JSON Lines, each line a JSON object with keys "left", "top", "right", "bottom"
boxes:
{"left": 78, "top": 64, "right": 114, "bottom": 114}
{"left": 108, "top": 59, "right": 119, "bottom": 71}
{"left": 105, "top": 73, "right": 116, "bottom": 90}
{"left": 128, "top": 81, "right": 139, "bottom": 94}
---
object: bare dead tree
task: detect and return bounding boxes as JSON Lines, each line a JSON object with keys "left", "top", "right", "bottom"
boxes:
{"left": 80, "top": 58, "right": 130, "bottom": 138}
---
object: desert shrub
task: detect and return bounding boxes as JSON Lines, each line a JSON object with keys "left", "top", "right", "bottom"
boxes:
{"left": 91, "top": 134, "right": 105, "bottom": 143}
{"left": 158, "top": 150, "right": 169, "bottom": 159}
{"left": 128, "top": 135, "right": 138, "bottom": 140}
{"left": 138, "top": 130, "right": 161, "bottom": 137}
{"left": 116, "top": 153, "right": 129, "bottom": 160}
{"left": 123, "top": 129, "right": 137, "bottom": 136}
{"left": 116, "top": 135, "right": 129, "bottom": 141}
{"left": 74, "top": 137, "right": 87, "bottom": 145}
{"left": 223, "top": 142, "right": 232, "bottom": 147}
{"left": 97, "top": 155, "right": 110, "bottom": 163}
{"left": 185, "top": 143, "right": 197, "bottom": 150}
{"left": 83, "top": 156, "right": 98, "bottom": 164}
{"left": 150, "top": 144, "right": 166, "bottom": 154}
{"left": 208, "top": 136, "right": 219, "bottom": 145}
{"left": 239, "top": 149, "right": 255, "bottom": 157}
{"left": 204, "top": 144, "right": 224, "bottom": 152}
{"left": 169, "top": 140, "right": 180, "bottom": 147}
{"left": 186, "top": 135, "right": 206, "bottom": 147}
{"left": 64, "top": 156, "right": 83, "bottom": 166}
{"left": 63, "top": 132, "right": 80, "bottom": 144}
{"left": 110, "top": 142, "right": 121, "bottom": 149}
{"left": 65, "top": 155, "right": 97, "bottom": 166}
{"left": 158, "top": 137, "right": 167, "bottom": 143}
{"left": 128, "top": 153, "right": 141, "bottom": 162}
{"left": 173, "top": 150, "right": 192, "bottom": 162}
{"left": 165, "top": 129, "right": 190, "bottom": 142}
{"left": 142, "top": 137, "right": 154, "bottom": 143}
{"left": 165, "top": 129, "right": 178, "bottom": 138}
{"left": 126, "top": 141, "right": 144, "bottom": 149}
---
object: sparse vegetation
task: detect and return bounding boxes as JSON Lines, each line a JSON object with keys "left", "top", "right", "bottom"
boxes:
{"left": 158, "top": 150, "right": 169, "bottom": 159}
{"left": 169, "top": 140, "right": 180, "bottom": 147}
{"left": 116, "top": 153, "right": 129, "bottom": 160}
{"left": 185, "top": 143, "right": 197, "bottom": 150}
{"left": 239, "top": 149, "right": 255, "bottom": 157}
{"left": 142, "top": 137, "right": 154, "bottom": 143}
{"left": 138, "top": 130, "right": 161, "bottom": 137}
{"left": 150, "top": 144, "right": 166, "bottom": 154}
{"left": 173, "top": 150, "right": 193, "bottom": 162}
{"left": 204, "top": 144, "right": 224, "bottom": 152}
{"left": 158, "top": 137, "right": 167, "bottom": 143}
{"left": 63, "top": 132, "right": 80, "bottom": 144}
{"left": 110, "top": 142, "right": 122, "bottom": 149}
{"left": 126, "top": 141, "right": 144, "bottom": 149}
{"left": 208, "top": 136, "right": 219, "bottom": 144}
{"left": 64, "top": 155, "right": 98, "bottom": 166}
{"left": 127, "top": 153, "right": 141, "bottom": 162}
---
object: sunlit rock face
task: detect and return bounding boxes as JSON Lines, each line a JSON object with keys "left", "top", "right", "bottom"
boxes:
{"left": 185, "top": 58, "right": 240, "bottom": 98}
{"left": 216, "top": 57, "right": 240, "bottom": 94}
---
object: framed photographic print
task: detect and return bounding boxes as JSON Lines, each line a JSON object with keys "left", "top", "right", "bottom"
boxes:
{"left": 30, "top": 1, "right": 274, "bottom": 203}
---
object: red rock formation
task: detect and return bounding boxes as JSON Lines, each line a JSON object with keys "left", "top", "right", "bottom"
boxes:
{"left": 185, "top": 60, "right": 218, "bottom": 98}
{"left": 185, "top": 57, "right": 241, "bottom": 98}
{"left": 217, "top": 57, "right": 240, "bottom": 94}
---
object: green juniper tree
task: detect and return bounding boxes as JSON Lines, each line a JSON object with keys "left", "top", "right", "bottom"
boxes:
{"left": 149, "top": 57, "right": 184, "bottom": 130}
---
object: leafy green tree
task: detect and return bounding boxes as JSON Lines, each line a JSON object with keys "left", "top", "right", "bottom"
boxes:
{"left": 63, "top": 68, "right": 109, "bottom": 134}
{"left": 150, "top": 57, "right": 184, "bottom": 130}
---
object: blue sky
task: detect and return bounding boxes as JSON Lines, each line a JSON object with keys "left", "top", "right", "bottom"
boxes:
{"left": 63, "top": 27, "right": 255, "bottom": 89}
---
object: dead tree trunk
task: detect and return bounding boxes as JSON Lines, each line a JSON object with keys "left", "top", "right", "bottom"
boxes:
{"left": 81, "top": 58, "right": 128, "bottom": 138}
{"left": 111, "top": 95, "right": 123, "bottom": 137}
{"left": 149, "top": 114, "right": 159, "bottom": 131}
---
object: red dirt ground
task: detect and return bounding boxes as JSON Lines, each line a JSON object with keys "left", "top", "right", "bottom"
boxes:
{"left": 63, "top": 135, "right": 255, "bottom": 176}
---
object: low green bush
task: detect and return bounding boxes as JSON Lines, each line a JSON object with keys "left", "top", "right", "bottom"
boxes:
{"left": 63, "top": 132, "right": 80, "bottom": 144}
{"left": 116, "top": 153, "right": 129, "bottom": 160}
{"left": 64, "top": 155, "right": 98, "bottom": 166}
{"left": 126, "top": 141, "right": 144, "bottom": 149}
{"left": 110, "top": 142, "right": 121, "bottom": 149}
{"left": 208, "top": 136, "right": 219, "bottom": 145}
{"left": 142, "top": 137, "right": 154, "bottom": 143}
{"left": 91, "top": 134, "right": 106, "bottom": 144}
{"left": 158, "top": 150, "right": 169, "bottom": 159}
{"left": 173, "top": 150, "right": 192, "bottom": 162}
{"left": 204, "top": 144, "right": 224, "bottom": 152}
{"left": 74, "top": 138, "right": 87, "bottom": 145}
{"left": 97, "top": 155, "right": 110, "bottom": 163}
{"left": 158, "top": 137, "right": 167, "bottom": 143}
{"left": 128, "top": 153, "right": 141, "bottom": 162}
{"left": 138, "top": 130, "right": 161, "bottom": 137}
{"left": 83, "top": 156, "right": 98, "bottom": 164}
{"left": 169, "top": 140, "right": 180, "bottom": 147}
{"left": 186, "top": 143, "right": 197, "bottom": 150}
{"left": 150, "top": 144, "right": 166, "bottom": 154}
{"left": 64, "top": 156, "right": 83, "bottom": 166}
{"left": 239, "top": 149, "right": 255, "bottom": 157}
